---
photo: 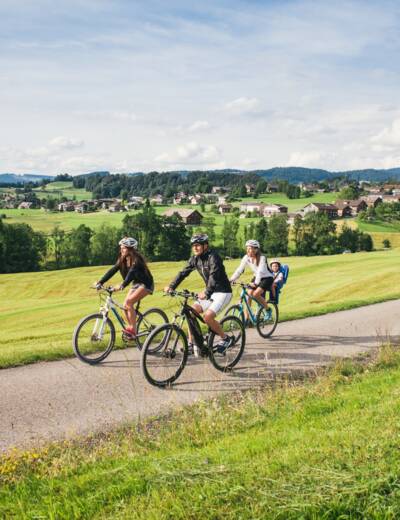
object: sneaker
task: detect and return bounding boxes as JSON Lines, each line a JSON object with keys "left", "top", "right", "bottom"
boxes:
{"left": 122, "top": 328, "right": 136, "bottom": 339}
{"left": 263, "top": 309, "right": 272, "bottom": 321}
{"left": 214, "top": 335, "right": 234, "bottom": 355}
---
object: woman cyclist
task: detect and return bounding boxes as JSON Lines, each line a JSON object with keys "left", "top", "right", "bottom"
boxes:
{"left": 95, "top": 237, "right": 154, "bottom": 338}
{"left": 230, "top": 239, "right": 273, "bottom": 315}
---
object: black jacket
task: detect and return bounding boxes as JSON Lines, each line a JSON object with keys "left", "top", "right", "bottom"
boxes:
{"left": 99, "top": 262, "right": 154, "bottom": 291}
{"left": 169, "top": 249, "right": 231, "bottom": 299}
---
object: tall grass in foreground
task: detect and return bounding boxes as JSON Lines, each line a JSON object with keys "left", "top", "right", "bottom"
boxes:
{"left": 1, "top": 344, "right": 400, "bottom": 519}
{"left": 1, "top": 248, "right": 400, "bottom": 368}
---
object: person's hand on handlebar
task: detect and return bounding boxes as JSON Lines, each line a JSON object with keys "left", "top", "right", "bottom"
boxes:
{"left": 164, "top": 286, "right": 173, "bottom": 293}
{"left": 94, "top": 282, "right": 103, "bottom": 290}
{"left": 197, "top": 291, "right": 206, "bottom": 300}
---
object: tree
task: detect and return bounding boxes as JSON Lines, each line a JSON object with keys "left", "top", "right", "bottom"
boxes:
{"left": 338, "top": 185, "right": 359, "bottom": 200}
{"left": 265, "top": 215, "right": 289, "bottom": 256}
{"left": 254, "top": 218, "right": 268, "bottom": 251}
{"left": 91, "top": 224, "right": 121, "bottom": 266}
{"left": 157, "top": 215, "right": 191, "bottom": 260}
{"left": 0, "top": 221, "right": 46, "bottom": 273}
{"left": 202, "top": 215, "right": 216, "bottom": 243}
{"left": 294, "top": 213, "right": 338, "bottom": 256}
{"left": 222, "top": 215, "right": 240, "bottom": 257}
{"left": 62, "top": 225, "right": 93, "bottom": 267}
{"left": 122, "top": 202, "right": 161, "bottom": 260}
{"left": 49, "top": 226, "right": 66, "bottom": 269}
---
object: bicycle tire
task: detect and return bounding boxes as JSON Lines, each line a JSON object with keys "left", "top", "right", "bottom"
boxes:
{"left": 224, "top": 304, "right": 245, "bottom": 323}
{"left": 141, "top": 323, "right": 188, "bottom": 387}
{"left": 256, "top": 303, "right": 279, "bottom": 338}
{"left": 208, "top": 315, "right": 245, "bottom": 372}
{"left": 72, "top": 313, "right": 115, "bottom": 364}
{"left": 136, "top": 307, "right": 169, "bottom": 350}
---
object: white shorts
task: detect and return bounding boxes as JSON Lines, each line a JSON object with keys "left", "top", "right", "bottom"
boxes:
{"left": 195, "top": 292, "right": 232, "bottom": 315}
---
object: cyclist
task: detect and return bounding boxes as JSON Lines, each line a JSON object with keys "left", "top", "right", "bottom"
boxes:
{"left": 164, "top": 233, "right": 233, "bottom": 352}
{"left": 230, "top": 239, "right": 273, "bottom": 314}
{"left": 95, "top": 237, "right": 154, "bottom": 338}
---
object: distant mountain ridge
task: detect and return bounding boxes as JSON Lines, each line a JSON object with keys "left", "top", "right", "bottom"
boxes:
{"left": 1, "top": 166, "right": 400, "bottom": 185}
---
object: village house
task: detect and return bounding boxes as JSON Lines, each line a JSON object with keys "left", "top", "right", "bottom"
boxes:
{"left": 163, "top": 208, "right": 203, "bottom": 225}
{"left": 301, "top": 202, "right": 338, "bottom": 219}
{"left": 262, "top": 204, "right": 288, "bottom": 217}
{"left": 173, "top": 192, "right": 188, "bottom": 205}
{"left": 18, "top": 201, "right": 33, "bottom": 209}
{"left": 382, "top": 194, "right": 400, "bottom": 203}
{"left": 75, "top": 202, "right": 90, "bottom": 213}
{"left": 239, "top": 202, "right": 265, "bottom": 215}
{"left": 361, "top": 195, "right": 383, "bottom": 208}
{"left": 211, "top": 186, "right": 230, "bottom": 194}
{"left": 217, "top": 195, "right": 228, "bottom": 205}
{"left": 334, "top": 201, "right": 353, "bottom": 218}
{"left": 150, "top": 194, "right": 164, "bottom": 205}
{"left": 245, "top": 183, "right": 256, "bottom": 194}
{"left": 58, "top": 201, "right": 75, "bottom": 212}
{"left": 108, "top": 202, "right": 124, "bottom": 212}
{"left": 218, "top": 203, "right": 232, "bottom": 214}
{"left": 346, "top": 199, "right": 368, "bottom": 216}
{"left": 266, "top": 183, "right": 279, "bottom": 193}
{"left": 190, "top": 194, "right": 203, "bottom": 205}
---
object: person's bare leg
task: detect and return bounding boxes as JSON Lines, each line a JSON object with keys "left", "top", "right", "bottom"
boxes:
{"left": 124, "top": 286, "right": 150, "bottom": 333}
{"left": 203, "top": 310, "right": 226, "bottom": 339}
{"left": 252, "top": 287, "right": 269, "bottom": 309}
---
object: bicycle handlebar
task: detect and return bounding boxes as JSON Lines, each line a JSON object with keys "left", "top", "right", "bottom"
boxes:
{"left": 231, "top": 281, "right": 254, "bottom": 289}
{"left": 164, "top": 289, "right": 198, "bottom": 300}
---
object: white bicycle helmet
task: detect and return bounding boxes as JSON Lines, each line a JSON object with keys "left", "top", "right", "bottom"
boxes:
{"left": 119, "top": 237, "right": 138, "bottom": 249}
{"left": 245, "top": 239, "right": 260, "bottom": 249}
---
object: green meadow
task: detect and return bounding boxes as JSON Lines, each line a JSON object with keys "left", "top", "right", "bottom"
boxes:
{"left": 2, "top": 344, "right": 400, "bottom": 518}
{"left": 1, "top": 248, "right": 400, "bottom": 369}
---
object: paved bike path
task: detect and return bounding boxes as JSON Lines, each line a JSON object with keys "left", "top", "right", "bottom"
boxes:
{"left": 1, "top": 300, "right": 400, "bottom": 453}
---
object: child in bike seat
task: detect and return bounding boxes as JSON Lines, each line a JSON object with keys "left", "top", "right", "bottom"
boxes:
{"left": 270, "top": 259, "right": 284, "bottom": 302}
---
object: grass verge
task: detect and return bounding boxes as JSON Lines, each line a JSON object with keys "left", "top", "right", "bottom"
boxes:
{"left": 1, "top": 343, "right": 400, "bottom": 519}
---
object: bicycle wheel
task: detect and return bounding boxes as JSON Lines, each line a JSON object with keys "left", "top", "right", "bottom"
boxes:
{"left": 256, "top": 303, "right": 279, "bottom": 338}
{"left": 73, "top": 313, "right": 115, "bottom": 364}
{"left": 208, "top": 315, "right": 245, "bottom": 372}
{"left": 141, "top": 324, "right": 188, "bottom": 387}
{"left": 136, "top": 307, "right": 169, "bottom": 350}
{"left": 224, "top": 304, "right": 244, "bottom": 323}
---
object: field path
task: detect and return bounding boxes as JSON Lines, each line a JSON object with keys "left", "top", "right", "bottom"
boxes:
{"left": 1, "top": 300, "right": 400, "bottom": 453}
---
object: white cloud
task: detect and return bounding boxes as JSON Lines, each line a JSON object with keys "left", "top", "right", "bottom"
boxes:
{"left": 188, "top": 120, "right": 210, "bottom": 133}
{"left": 370, "top": 118, "right": 400, "bottom": 149}
{"left": 154, "top": 141, "right": 223, "bottom": 169}
{"left": 286, "top": 151, "right": 336, "bottom": 168}
{"left": 224, "top": 97, "right": 262, "bottom": 116}
{"left": 49, "top": 136, "right": 84, "bottom": 150}
{"left": 74, "top": 110, "right": 137, "bottom": 122}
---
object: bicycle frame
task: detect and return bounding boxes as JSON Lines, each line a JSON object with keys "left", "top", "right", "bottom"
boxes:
{"left": 169, "top": 292, "right": 209, "bottom": 354}
{"left": 236, "top": 286, "right": 263, "bottom": 323}
{"left": 98, "top": 289, "right": 145, "bottom": 336}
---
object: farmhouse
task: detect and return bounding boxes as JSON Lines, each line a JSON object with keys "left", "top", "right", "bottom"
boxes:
{"left": 361, "top": 195, "right": 383, "bottom": 208}
{"left": 218, "top": 203, "right": 232, "bottom": 214}
{"left": 18, "top": 202, "right": 33, "bottom": 209}
{"left": 163, "top": 208, "right": 203, "bottom": 225}
{"left": 58, "top": 202, "right": 75, "bottom": 212}
{"left": 334, "top": 200, "right": 353, "bottom": 218}
{"left": 301, "top": 203, "right": 338, "bottom": 219}
{"left": 262, "top": 204, "right": 288, "bottom": 217}
{"left": 240, "top": 202, "right": 264, "bottom": 215}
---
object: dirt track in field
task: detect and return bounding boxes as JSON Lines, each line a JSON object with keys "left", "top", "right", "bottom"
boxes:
{"left": 1, "top": 299, "right": 399, "bottom": 452}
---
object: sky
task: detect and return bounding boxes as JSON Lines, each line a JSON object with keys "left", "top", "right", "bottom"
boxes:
{"left": 1, "top": 0, "right": 400, "bottom": 175}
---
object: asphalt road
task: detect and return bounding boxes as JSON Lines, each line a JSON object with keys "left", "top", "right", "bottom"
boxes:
{"left": 1, "top": 299, "right": 399, "bottom": 453}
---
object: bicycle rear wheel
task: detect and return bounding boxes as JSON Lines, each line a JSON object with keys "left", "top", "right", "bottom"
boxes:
{"left": 141, "top": 324, "right": 188, "bottom": 387}
{"left": 256, "top": 303, "right": 279, "bottom": 338}
{"left": 72, "top": 313, "right": 115, "bottom": 364}
{"left": 208, "top": 315, "right": 245, "bottom": 372}
{"left": 136, "top": 307, "right": 169, "bottom": 350}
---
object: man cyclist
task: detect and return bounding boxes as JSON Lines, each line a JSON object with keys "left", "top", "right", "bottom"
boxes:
{"left": 164, "top": 233, "right": 233, "bottom": 352}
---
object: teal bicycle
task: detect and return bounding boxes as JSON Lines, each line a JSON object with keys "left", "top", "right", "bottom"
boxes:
{"left": 225, "top": 281, "right": 279, "bottom": 338}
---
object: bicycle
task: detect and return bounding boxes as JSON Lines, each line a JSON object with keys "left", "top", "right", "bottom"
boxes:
{"left": 72, "top": 285, "right": 168, "bottom": 364}
{"left": 225, "top": 282, "right": 279, "bottom": 338}
{"left": 141, "top": 289, "right": 246, "bottom": 387}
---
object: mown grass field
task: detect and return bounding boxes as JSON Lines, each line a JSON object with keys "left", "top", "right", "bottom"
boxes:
{"left": 1, "top": 344, "right": 400, "bottom": 518}
{"left": 1, "top": 248, "right": 400, "bottom": 369}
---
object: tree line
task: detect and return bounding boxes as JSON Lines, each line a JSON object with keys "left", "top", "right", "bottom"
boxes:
{"left": 0, "top": 206, "right": 374, "bottom": 274}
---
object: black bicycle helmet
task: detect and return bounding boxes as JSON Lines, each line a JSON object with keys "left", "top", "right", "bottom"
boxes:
{"left": 190, "top": 233, "right": 209, "bottom": 245}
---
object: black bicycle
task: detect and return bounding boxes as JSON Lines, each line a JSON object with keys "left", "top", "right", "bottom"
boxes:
{"left": 141, "top": 290, "right": 246, "bottom": 387}
{"left": 72, "top": 286, "right": 168, "bottom": 364}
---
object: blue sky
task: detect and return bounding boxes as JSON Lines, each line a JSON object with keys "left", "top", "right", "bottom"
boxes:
{"left": 1, "top": 0, "right": 400, "bottom": 174}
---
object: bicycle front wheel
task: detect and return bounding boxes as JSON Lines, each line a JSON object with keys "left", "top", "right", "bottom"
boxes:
{"left": 208, "top": 315, "right": 245, "bottom": 372}
{"left": 256, "top": 303, "right": 279, "bottom": 338}
{"left": 224, "top": 304, "right": 244, "bottom": 324}
{"left": 72, "top": 313, "right": 115, "bottom": 364}
{"left": 141, "top": 324, "right": 188, "bottom": 387}
{"left": 136, "top": 307, "right": 169, "bottom": 350}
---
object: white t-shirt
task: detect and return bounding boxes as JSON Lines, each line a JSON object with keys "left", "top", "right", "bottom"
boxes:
{"left": 230, "top": 255, "right": 272, "bottom": 285}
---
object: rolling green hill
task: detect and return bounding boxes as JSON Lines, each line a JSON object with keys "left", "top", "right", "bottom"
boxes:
{"left": 1, "top": 248, "right": 399, "bottom": 368}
